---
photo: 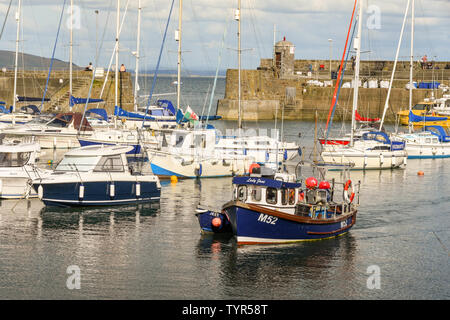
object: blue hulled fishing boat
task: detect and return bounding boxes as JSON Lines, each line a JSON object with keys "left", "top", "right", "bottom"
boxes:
{"left": 196, "top": 164, "right": 359, "bottom": 245}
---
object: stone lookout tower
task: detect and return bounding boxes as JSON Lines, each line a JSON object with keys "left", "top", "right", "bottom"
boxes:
{"left": 274, "top": 37, "right": 295, "bottom": 78}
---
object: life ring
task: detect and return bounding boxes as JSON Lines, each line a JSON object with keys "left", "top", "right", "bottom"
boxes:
{"left": 343, "top": 179, "right": 355, "bottom": 203}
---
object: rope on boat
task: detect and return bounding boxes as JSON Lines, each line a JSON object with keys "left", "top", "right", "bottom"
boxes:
{"left": 142, "top": 0, "right": 176, "bottom": 128}
{"left": 39, "top": 0, "right": 67, "bottom": 113}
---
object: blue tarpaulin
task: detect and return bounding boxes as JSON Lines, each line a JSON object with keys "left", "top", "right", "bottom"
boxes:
{"left": 70, "top": 96, "right": 104, "bottom": 107}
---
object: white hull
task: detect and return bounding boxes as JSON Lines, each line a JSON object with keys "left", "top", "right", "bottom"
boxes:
{"left": 321, "top": 148, "right": 407, "bottom": 170}
{"left": 149, "top": 151, "right": 251, "bottom": 178}
{"left": 0, "top": 168, "right": 51, "bottom": 199}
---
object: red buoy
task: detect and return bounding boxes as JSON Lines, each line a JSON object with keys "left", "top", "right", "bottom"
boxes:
{"left": 305, "top": 177, "right": 318, "bottom": 189}
{"left": 319, "top": 181, "right": 331, "bottom": 189}
{"left": 212, "top": 217, "right": 222, "bottom": 228}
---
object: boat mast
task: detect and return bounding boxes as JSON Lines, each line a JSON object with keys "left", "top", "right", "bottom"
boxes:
{"left": 176, "top": 0, "right": 182, "bottom": 111}
{"left": 350, "top": 0, "right": 363, "bottom": 146}
{"left": 379, "top": 0, "right": 411, "bottom": 130}
{"left": 115, "top": 0, "right": 120, "bottom": 109}
{"left": 236, "top": 0, "right": 242, "bottom": 130}
{"left": 69, "top": 0, "right": 73, "bottom": 109}
{"left": 134, "top": 0, "right": 141, "bottom": 112}
{"left": 12, "top": 0, "right": 21, "bottom": 113}
{"left": 408, "top": 0, "right": 415, "bottom": 134}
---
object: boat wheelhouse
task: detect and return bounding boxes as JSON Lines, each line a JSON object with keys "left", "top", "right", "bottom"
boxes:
{"left": 32, "top": 145, "right": 161, "bottom": 206}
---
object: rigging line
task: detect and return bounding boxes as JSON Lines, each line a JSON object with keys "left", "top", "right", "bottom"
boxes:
{"left": 324, "top": 0, "right": 358, "bottom": 135}
{"left": 0, "top": 0, "right": 13, "bottom": 41}
{"left": 205, "top": 11, "right": 232, "bottom": 127}
{"left": 97, "top": 0, "right": 131, "bottom": 102}
{"left": 325, "top": 19, "right": 358, "bottom": 141}
{"left": 142, "top": 0, "right": 175, "bottom": 128}
{"left": 39, "top": 0, "right": 67, "bottom": 113}
{"left": 78, "top": 0, "right": 114, "bottom": 135}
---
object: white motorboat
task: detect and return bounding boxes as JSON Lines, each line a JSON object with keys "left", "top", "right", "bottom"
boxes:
{"left": 147, "top": 128, "right": 254, "bottom": 178}
{"left": 392, "top": 126, "right": 450, "bottom": 159}
{"left": 32, "top": 145, "right": 161, "bottom": 206}
{"left": 0, "top": 140, "right": 51, "bottom": 199}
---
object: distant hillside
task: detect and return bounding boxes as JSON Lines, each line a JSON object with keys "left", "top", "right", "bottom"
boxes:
{"left": 0, "top": 50, "right": 79, "bottom": 70}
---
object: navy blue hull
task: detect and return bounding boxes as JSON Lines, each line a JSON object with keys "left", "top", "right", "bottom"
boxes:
{"left": 34, "top": 180, "right": 160, "bottom": 207}
{"left": 225, "top": 203, "right": 356, "bottom": 244}
{"left": 196, "top": 210, "right": 232, "bottom": 234}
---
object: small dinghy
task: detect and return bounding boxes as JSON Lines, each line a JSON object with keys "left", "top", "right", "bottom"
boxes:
{"left": 32, "top": 145, "right": 161, "bottom": 207}
{"left": 196, "top": 163, "right": 359, "bottom": 245}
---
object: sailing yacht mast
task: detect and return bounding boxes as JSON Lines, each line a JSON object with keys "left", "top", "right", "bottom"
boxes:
{"left": 236, "top": 0, "right": 242, "bottom": 129}
{"left": 408, "top": 0, "right": 415, "bottom": 134}
{"left": 134, "top": 0, "right": 141, "bottom": 112}
{"left": 115, "top": 0, "right": 120, "bottom": 108}
{"left": 350, "top": 0, "right": 363, "bottom": 146}
{"left": 176, "top": 0, "right": 182, "bottom": 110}
{"left": 379, "top": 0, "right": 411, "bottom": 130}
{"left": 69, "top": 0, "right": 73, "bottom": 109}
{"left": 12, "top": 0, "right": 21, "bottom": 113}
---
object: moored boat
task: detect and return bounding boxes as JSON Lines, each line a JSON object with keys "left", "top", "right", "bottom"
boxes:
{"left": 0, "top": 139, "right": 52, "bottom": 199}
{"left": 32, "top": 145, "right": 161, "bottom": 206}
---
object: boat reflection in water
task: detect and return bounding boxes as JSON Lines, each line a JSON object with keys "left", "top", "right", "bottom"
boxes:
{"left": 195, "top": 230, "right": 359, "bottom": 299}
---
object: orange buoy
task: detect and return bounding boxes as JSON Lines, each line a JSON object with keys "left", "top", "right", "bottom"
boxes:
{"left": 212, "top": 217, "right": 222, "bottom": 228}
{"left": 417, "top": 171, "right": 424, "bottom": 176}
{"left": 170, "top": 175, "right": 178, "bottom": 183}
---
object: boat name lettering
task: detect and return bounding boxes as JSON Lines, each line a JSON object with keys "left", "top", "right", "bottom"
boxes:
{"left": 257, "top": 213, "right": 278, "bottom": 225}
{"left": 246, "top": 178, "right": 266, "bottom": 184}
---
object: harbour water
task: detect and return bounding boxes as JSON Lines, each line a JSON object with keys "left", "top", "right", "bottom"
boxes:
{"left": 0, "top": 77, "right": 449, "bottom": 300}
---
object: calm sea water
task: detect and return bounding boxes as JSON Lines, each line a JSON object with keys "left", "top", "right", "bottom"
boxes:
{"left": 0, "top": 77, "right": 449, "bottom": 300}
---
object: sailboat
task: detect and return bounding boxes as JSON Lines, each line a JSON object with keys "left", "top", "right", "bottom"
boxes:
{"left": 320, "top": 0, "right": 408, "bottom": 170}
{"left": 390, "top": 0, "right": 450, "bottom": 159}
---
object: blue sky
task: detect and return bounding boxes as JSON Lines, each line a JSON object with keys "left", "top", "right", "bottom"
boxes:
{"left": 0, "top": 0, "right": 449, "bottom": 72}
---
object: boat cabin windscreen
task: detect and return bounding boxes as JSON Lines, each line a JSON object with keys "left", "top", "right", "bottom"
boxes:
{"left": 55, "top": 156, "right": 100, "bottom": 172}
{"left": 94, "top": 155, "right": 124, "bottom": 172}
{"left": 266, "top": 187, "right": 277, "bottom": 205}
{"left": 0, "top": 152, "right": 31, "bottom": 167}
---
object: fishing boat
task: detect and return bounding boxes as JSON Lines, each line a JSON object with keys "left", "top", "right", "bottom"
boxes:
{"left": 0, "top": 139, "right": 51, "bottom": 199}
{"left": 32, "top": 145, "right": 161, "bottom": 207}
{"left": 196, "top": 164, "right": 358, "bottom": 244}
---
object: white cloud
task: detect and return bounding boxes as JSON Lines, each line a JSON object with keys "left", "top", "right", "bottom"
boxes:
{"left": 0, "top": 0, "right": 448, "bottom": 70}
